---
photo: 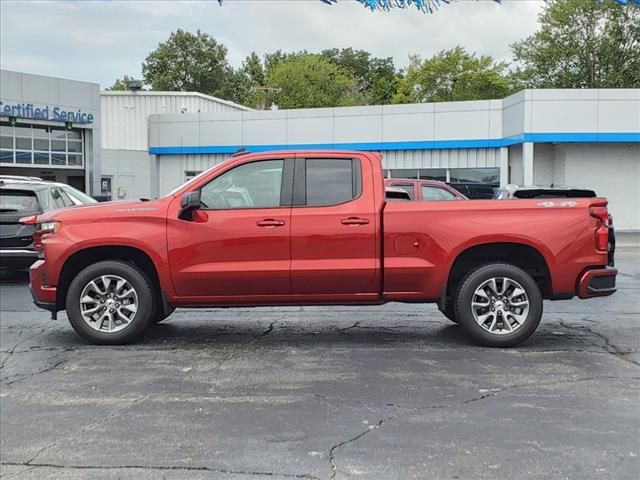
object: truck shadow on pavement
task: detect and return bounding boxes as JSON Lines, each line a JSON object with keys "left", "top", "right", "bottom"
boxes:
{"left": 123, "top": 318, "right": 600, "bottom": 352}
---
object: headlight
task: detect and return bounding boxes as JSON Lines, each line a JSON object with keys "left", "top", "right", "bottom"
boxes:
{"left": 39, "top": 221, "right": 61, "bottom": 234}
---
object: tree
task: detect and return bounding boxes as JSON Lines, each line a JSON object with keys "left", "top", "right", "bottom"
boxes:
{"left": 142, "top": 29, "right": 230, "bottom": 94}
{"left": 392, "top": 47, "right": 513, "bottom": 104}
{"left": 511, "top": 0, "right": 640, "bottom": 88}
{"left": 108, "top": 75, "right": 138, "bottom": 91}
{"left": 321, "top": 48, "right": 398, "bottom": 104}
{"left": 266, "top": 54, "right": 361, "bottom": 109}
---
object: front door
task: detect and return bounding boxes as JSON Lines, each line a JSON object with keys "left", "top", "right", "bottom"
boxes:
{"left": 167, "top": 158, "right": 293, "bottom": 299}
{"left": 290, "top": 156, "right": 379, "bottom": 296}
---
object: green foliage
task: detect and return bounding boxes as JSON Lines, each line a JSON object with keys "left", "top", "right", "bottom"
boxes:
{"left": 131, "top": 1, "right": 638, "bottom": 111}
{"left": 266, "top": 54, "right": 361, "bottom": 109}
{"left": 321, "top": 48, "right": 398, "bottom": 104}
{"left": 511, "top": 0, "right": 640, "bottom": 88}
{"left": 392, "top": 47, "right": 513, "bottom": 104}
{"left": 142, "top": 29, "right": 229, "bottom": 94}
{"left": 108, "top": 75, "right": 138, "bottom": 91}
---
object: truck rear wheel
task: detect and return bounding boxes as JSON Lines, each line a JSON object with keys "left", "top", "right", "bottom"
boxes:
{"left": 455, "top": 263, "right": 542, "bottom": 347}
{"left": 65, "top": 260, "right": 154, "bottom": 345}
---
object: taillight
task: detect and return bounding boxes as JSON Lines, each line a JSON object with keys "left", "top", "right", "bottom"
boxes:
{"left": 18, "top": 215, "right": 38, "bottom": 225}
{"left": 590, "top": 205, "right": 609, "bottom": 252}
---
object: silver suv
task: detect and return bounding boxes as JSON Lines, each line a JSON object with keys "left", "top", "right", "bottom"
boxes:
{"left": 0, "top": 176, "right": 97, "bottom": 269}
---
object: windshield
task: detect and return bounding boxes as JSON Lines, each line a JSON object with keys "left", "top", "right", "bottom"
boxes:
{"left": 62, "top": 185, "right": 98, "bottom": 204}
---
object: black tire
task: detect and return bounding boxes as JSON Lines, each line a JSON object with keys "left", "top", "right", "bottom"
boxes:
{"left": 65, "top": 260, "right": 154, "bottom": 345}
{"left": 152, "top": 305, "right": 176, "bottom": 324}
{"left": 455, "top": 263, "right": 542, "bottom": 347}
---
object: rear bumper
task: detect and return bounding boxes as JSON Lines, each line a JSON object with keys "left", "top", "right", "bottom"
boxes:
{"left": 29, "top": 260, "right": 58, "bottom": 316}
{"left": 578, "top": 267, "right": 617, "bottom": 299}
{"left": 0, "top": 248, "right": 38, "bottom": 268}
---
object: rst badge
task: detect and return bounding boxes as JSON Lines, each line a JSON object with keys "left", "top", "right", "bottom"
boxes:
{"left": 537, "top": 201, "right": 578, "bottom": 208}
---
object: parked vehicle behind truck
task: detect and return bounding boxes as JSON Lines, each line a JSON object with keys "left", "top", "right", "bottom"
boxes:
{"left": 28, "top": 150, "right": 617, "bottom": 347}
{"left": 384, "top": 178, "right": 466, "bottom": 201}
{"left": 1, "top": 176, "right": 96, "bottom": 269}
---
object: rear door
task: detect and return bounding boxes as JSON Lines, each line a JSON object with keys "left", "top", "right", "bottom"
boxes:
{"left": 289, "top": 155, "right": 379, "bottom": 296}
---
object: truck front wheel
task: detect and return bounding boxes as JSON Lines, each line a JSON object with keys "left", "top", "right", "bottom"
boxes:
{"left": 65, "top": 260, "right": 154, "bottom": 345}
{"left": 455, "top": 263, "right": 542, "bottom": 347}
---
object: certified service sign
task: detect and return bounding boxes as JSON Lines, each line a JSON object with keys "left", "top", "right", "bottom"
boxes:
{"left": 0, "top": 101, "right": 94, "bottom": 124}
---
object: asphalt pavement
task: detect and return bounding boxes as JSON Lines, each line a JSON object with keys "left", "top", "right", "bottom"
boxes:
{"left": 1, "top": 246, "right": 639, "bottom": 479}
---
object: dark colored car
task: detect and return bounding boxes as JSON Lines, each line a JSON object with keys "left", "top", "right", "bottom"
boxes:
{"left": 447, "top": 182, "right": 496, "bottom": 199}
{"left": 495, "top": 185, "right": 597, "bottom": 199}
{"left": 0, "top": 176, "right": 97, "bottom": 268}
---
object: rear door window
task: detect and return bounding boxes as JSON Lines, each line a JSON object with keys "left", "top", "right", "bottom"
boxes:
{"left": 304, "top": 158, "right": 361, "bottom": 206}
{"left": 0, "top": 190, "right": 40, "bottom": 213}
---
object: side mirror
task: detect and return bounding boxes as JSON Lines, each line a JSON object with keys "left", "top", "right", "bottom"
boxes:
{"left": 179, "top": 191, "right": 201, "bottom": 220}
{"left": 180, "top": 191, "right": 201, "bottom": 209}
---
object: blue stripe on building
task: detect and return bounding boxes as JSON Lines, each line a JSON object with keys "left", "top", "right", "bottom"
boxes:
{"left": 149, "top": 132, "right": 640, "bottom": 155}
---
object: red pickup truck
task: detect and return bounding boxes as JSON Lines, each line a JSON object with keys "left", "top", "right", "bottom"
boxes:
{"left": 28, "top": 150, "right": 617, "bottom": 347}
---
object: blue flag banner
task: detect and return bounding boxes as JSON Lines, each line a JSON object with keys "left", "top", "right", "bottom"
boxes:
{"left": 219, "top": 0, "right": 640, "bottom": 14}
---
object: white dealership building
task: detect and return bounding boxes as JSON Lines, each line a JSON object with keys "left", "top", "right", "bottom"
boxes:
{"left": 1, "top": 70, "right": 638, "bottom": 230}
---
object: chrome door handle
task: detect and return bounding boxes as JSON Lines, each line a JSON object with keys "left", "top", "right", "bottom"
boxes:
{"left": 341, "top": 217, "right": 369, "bottom": 226}
{"left": 257, "top": 219, "right": 285, "bottom": 227}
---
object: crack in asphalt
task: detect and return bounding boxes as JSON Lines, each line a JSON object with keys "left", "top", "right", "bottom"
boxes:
{"left": 261, "top": 321, "right": 277, "bottom": 336}
{"left": 558, "top": 321, "right": 640, "bottom": 368}
{"left": 328, "top": 419, "right": 384, "bottom": 480}
{"left": 23, "top": 394, "right": 152, "bottom": 467}
{"left": 0, "top": 328, "right": 46, "bottom": 370}
{"left": 1, "top": 358, "right": 67, "bottom": 386}
{"left": 336, "top": 321, "right": 360, "bottom": 333}
{"left": 325, "top": 374, "right": 640, "bottom": 479}
{"left": 0, "top": 462, "right": 320, "bottom": 479}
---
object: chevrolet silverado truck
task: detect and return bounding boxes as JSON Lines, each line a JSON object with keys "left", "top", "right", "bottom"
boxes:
{"left": 28, "top": 150, "right": 617, "bottom": 347}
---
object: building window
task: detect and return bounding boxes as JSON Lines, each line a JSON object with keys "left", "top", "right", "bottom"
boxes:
{"left": 389, "top": 169, "right": 419, "bottom": 179}
{"left": 0, "top": 150, "right": 14, "bottom": 162}
{"left": 0, "top": 122, "right": 85, "bottom": 168}
{"left": 389, "top": 167, "right": 499, "bottom": 186}
{"left": 418, "top": 168, "right": 447, "bottom": 181}
{"left": 185, "top": 170, "right": 203, "bottom": 182}
{"left": 449, "top": 168, "right": 499, "bottom": 185}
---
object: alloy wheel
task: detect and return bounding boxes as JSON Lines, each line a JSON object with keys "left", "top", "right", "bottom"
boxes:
{"left": 471, "top": 277, "right": 530, "bottom": 335}
{"left": 79, "top": 274, "right": 139, "bottom": 333}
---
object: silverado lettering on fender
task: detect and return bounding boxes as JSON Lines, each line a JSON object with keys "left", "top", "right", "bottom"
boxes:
{"left": 28, "top": 151, "right": 617, "bottom": 347}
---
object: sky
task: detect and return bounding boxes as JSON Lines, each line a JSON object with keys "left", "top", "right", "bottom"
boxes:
{"left": 0, "top": 0, "right": 544, "bottom": 89}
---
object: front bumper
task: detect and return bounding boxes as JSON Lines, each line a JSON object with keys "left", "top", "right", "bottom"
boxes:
{"left": 29, "top": 259, "right": 58, "bottom": 318}
{"left": 578, "top": 267, "right": 617, "bottom": 299}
